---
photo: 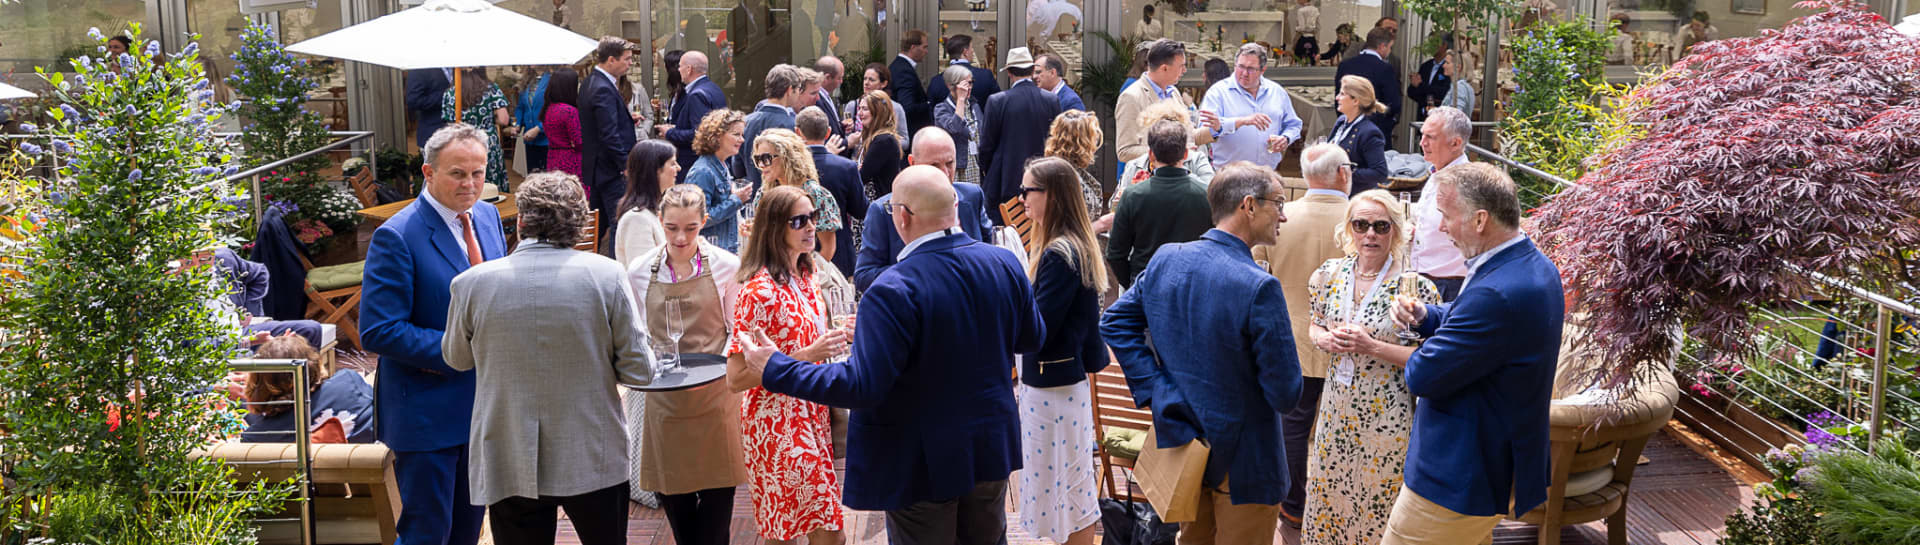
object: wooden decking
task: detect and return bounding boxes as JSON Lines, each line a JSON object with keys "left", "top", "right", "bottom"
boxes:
{"left": 531, "top": 423, "right": 1754, "bottom": 545}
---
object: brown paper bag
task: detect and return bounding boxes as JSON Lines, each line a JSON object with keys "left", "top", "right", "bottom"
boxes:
{"left": 1135, "top": 426, "right": 1210, "bottom": 523}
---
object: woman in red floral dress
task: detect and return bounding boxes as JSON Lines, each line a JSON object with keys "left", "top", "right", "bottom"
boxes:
{"left": 726, "top": 185, "right": 852, "bottom": 545}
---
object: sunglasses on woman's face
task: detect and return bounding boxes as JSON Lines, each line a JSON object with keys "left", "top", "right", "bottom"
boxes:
{"left": 1351, "top": 219, "right": 1393, "bottom": 234}
{"left": 1019, "top": 185, "right": 1046, "bottom": 197}
{"left": 787, "top": 213, "right": 815, "bottom": 230}
{"left": 752, "top": 153, "right": 777, "bottom": 168}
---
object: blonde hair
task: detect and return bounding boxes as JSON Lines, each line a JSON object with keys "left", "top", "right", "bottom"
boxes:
{"left": 1339, "top": 75, "right": 1390, "bottom": 115}
{"left": 1136, "top": 101, "right": 1191, "bottom": 132}
{"left": 1044, "top": 111, "right": 1102, "bottom": 169}
{"left": 692, "top": 109, "right": 745, "bottom": 156}
{"left": 660, "top": 183, "right": 708, "bottom": 217}
{"left": 1333, "top": 189, "right": 1411, "bottom": 259}
{"left": 753, "top": 128, "right": 819, "bottom": 189}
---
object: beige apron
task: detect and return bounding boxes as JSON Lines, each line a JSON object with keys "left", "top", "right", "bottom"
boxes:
{"left": 638, "top": 249, "right": 750, "bottom": 494}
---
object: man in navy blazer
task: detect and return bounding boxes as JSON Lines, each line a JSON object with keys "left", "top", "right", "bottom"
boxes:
{"left": 925, "top": 34, "right": 1002, "bottom": 108}
{"left": 660, "top": 51, "right": 727, "bottom": 182}
{"left": 360, "top": 125, "right": 507, "bottom": 545}
{"left": 798, "top": 107, "right": 867, "bottom": 277}
{"left": 891, "top": 30, "right": 935, "bottom": 137}
{"left": 739, "top": 165, "right": 1044, "bottom": 545}
{"left": 580, "top": 37, "right": 638, "bottom": 241}
{"left": 1101, "top": 164, "right": 1302, "bottom": 545}
{"left": 405, "top": 68, "right": 453, "bottom": 148}
{"left": 1382, "top": 163, "right": 1564, "bottom": 544}
{"left": 1335, "top": 27, "right": 1402, "bottom": 147}
{"left": 978, "top": 47, "right": 1062, "bottom": 225}
{"left": 813, "top": 56, "right": 850, "bottom": 143}
{"left": 855, "top": 128, "right": 991, "bottom": 290}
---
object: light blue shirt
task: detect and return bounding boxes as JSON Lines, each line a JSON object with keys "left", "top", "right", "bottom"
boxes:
{"left": 1200, "top": 77, "right": 1303, "bottom": 168}
{"left": 1141, "top": 76, "right": 1179, "bottom": 101}
{"left": 1306, "top": 188, "right": 1347, "bottom": 199}
{"left": 1461, "top": 233, "right": 1528, "bottom": 290}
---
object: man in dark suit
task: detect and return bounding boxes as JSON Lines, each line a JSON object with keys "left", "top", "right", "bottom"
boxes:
{"left": 1382, "top": 163, "right": 1564, "bottom": 545}
{"left": 891, "top": 29, "right": 935, "bottom": 138}
{"left": 404, "top": 68, "right": 453, "bottom": 148}
{"left": 739, "top": 164, "right": 1044, "bottom": 545}
{"left": 812, "top": 55, "right": 850, "bottom": 144}
{"left": 736, "top": 64, "right": 817, "bottom": 187}
{"left": 925, "top": 34, "right": 1001, "bottom": 109}
{"left": 798, "top": 106, "right": 867, "bottom": 277}
{"left": 659, "top": 50, "right": 727, "bottom": 182}
{"left": 360, "top": 124, "right": 508, "bottom": 545}
{"left": 854, "top": 127, "right": 991, "bottom": 291}
{"left": 1336, "top": 27, "right": 1402, "bottom": 147}
{"left": 978, "top": 47, "right": 1061, "bottom": 225}
{"left": 1406, "top": 33, "right": 1451, "bottom": 120}
{"left": 581, "top": 37, "right": 638, "bottom": 241}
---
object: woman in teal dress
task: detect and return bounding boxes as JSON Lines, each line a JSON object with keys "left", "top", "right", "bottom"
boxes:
{"left": 442, "top": 67, "right": 512, "bottom": 192}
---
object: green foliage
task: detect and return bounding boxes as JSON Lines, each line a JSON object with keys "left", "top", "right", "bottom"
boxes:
{"left": 1400, "top": 0, "right": 1520, "bottom": 54}
{"left": 1079, "top": 31, "right": 1135, "bottom": 111}
{"left": 1725, "top": 444, "right": 1827, "bottom": 545}
{"left": 838, "top": 20, "right": 887, "bottom": 101}
{"left": 1499, "top": 19, "right": 1621, "bottom": 208}
{"left": 0, "top": 25, "right": 292, "bottom": 544}
{"left": 1806, "top": 442, "right": 1920, "bottom": 544}
{"left": 228, "top": 22, "right": 355, "bottom": 249}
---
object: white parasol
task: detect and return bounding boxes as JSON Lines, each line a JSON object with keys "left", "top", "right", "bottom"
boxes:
{"left": 0, "top": 83, "right": 33, "bottom": 101}
{"left": 1898, "top": 13, "right": 1920, "bottom": 37}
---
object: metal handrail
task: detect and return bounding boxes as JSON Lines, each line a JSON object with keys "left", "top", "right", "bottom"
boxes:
{"left": 222, "top": 131, "right": 375, "bottom": 223}
{"left": 228, "top": 357, "right": 314, "bottom": 545}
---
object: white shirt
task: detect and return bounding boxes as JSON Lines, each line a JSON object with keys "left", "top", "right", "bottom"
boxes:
{"left": 1362, "top": 49, "right": 1385, "bottom": 60}
{"left": 898, "top": 227, "right": 961, "bottom": 261}
{"left": 1412, "top": 153, "right": 1471, "bottom": 277}
{"left": 897, "top": 54, "right": 918, "bottom": 70}
{"left": 593, "top": 66, "right": 619, "bottom": 90}
{"left": 419, "top": 189, "right": 475, "bottom": 260}
{"left": 1294, "top": 5, "right": 1319, "bottom": 34}
{"left": 1460, "top": 233, "right": 1529, "bottom": 290}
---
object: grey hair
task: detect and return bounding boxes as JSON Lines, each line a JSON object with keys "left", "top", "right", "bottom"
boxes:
{"left": 1433, "top": 162, "right": 1521, "bottom": 229}
{"left": 424, "top": 123, "right": 490, "bottom": 166}
{"left": 515, "top": 171, "right": 591, "bottom": 248}
{"left": 1207, "top": 162, "right": 1278, "bottom": 224}
{"left": 1235, "top": 43, "right": 1269, "bottom": 67}
{"left": 1426, "top": 106, "right": 1473, "bottom": 143}
{"left": 941, "top": 64, "right": 973, "bottom": 94}
{"left": 1301, "top": 143, "right": 1350, "bottom": 190}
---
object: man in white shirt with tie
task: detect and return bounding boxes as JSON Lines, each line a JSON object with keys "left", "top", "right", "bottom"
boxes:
{"left": 1412, "top": 106, "right": 1472, "bottom": 301}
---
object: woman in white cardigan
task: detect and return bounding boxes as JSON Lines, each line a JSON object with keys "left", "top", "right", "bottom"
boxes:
{"left": 615, "top": 140, "right": 681, "bottom": 268}
{"left": 626, "top": 184, "right": 748, "bottom": 545}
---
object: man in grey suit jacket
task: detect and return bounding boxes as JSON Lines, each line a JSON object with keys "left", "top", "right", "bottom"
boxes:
{"left": 443, "top": 172, "right": 655, "bottom": 544}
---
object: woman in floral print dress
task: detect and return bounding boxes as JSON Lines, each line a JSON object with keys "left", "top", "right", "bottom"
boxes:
{"left": 441, "top": 68, "right": 511, "bottom": 193}
{"left": 1300, "top": 190, "right": 1440, "bottom": 545}
{"left": 725, "top": 185, "right": 852, "bottom": 545}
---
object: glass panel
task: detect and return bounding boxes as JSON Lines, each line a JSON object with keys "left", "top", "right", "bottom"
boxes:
{"left": 1600, "top": 0, "right": 1817, "bottom": 67}
{"left": 276, "top": 2, "right": 354, "bottom": 130}
{"left": 1025, "top": 0, "right": 1085, "bottom": 80}
{"left": 638, "top": 0, "right": 869, "bottom": 111}
{"left": 0, "top": 0, "right": 154, "bottom": 74}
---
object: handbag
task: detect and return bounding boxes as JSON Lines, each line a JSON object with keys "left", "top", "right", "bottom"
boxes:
{"left": 511, "top": 136, "right": 529, "bottom": 176}
{"left": 1133, "top": 332, "right": 1211, "bottom": 523}
{"left": 1099, "top": 478, "right": 1179, "bottom": 545}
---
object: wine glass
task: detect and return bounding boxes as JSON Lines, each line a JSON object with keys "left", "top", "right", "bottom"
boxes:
{"left": 667, "top": 300, "right": 686, "bottom": 371}
{"left": 1395, "top": 271, "right": 1425, "bottom": 341}
{"left": 826, "top": 288, "right": 856, "bottom": 362}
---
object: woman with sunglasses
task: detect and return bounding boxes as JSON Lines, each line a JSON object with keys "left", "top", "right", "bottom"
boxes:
{"left": 726, "top": 185, "right": 852, "bottom": 545}
{"left": 750, "top": 129, "right": 842, "bottom": 261}
{"left": 1298, "top": 189, "right": 1439, "bottom": 545}
{"left": 1013, "top": 157, "right": 1110, "bottom": 545}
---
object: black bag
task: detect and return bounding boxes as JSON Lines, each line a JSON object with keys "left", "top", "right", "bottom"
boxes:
{"left": 1099, "top": 480, "right": 1179, "bottom": 545}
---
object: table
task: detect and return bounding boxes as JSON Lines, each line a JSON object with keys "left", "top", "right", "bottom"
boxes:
{"left": 356, "top": 194, "right": 519, "bottom": 223}
{"left": 623, "top": 353, "right": 728, "bottom": 392}
{"left": 1287, "top": 86, "right": 1339, "bottom": 143}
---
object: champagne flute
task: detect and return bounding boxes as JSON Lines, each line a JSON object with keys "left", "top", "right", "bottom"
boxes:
{"left": 828, "top": 289, "right": 856, "bottom": 362}
{"left": 1395, "top": 271, "right": 1425, "bottom": 341}
{"left": 667, "top": 299, "right": 686, "bottom": 372}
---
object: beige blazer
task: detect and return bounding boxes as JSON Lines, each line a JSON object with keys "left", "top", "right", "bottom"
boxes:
{"left": 443, "top": 241, "right": 655, "bottom": 506}
{"left": 1253, "top": 191, "right": 1350, "bottom": 379}
{"left": 1114, "top": 77, "right": 1217, "bottom": 164}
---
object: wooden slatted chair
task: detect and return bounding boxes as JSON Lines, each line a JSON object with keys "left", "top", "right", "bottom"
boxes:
{"left": 574, "top": 209, "right": 601, "bottom": 252}
{"left": 1092, "top": 360, "right": 1153, "bottom": 501}
{"left": 346, "top": 165, "right": 379, "bottom": 208}
{"left": 999, "top": 197, "right": 1038, "bottom": 255}
{"left": 300, "top": 251, "right": 363, "bottom": 351}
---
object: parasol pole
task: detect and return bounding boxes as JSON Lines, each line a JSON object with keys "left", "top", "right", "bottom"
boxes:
{"left": 453, "top": 67, "right": 464, "bottom": 117}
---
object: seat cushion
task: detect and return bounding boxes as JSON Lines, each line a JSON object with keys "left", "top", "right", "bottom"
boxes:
{"left": 1102, "top": 427, "right": 1147, "bottom": 460}
{"left": 309, "top": 261, "right": 365, "bottom": 292}
{"left": 1565, "top": 464, "right": 1614, "bottom": 497}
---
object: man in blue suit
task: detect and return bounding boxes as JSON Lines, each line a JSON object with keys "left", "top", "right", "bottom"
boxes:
{"left": 891, "top": 30, "right": 935, "bottom": 138}
{"left": 360, "top": 124, "right": 508, "bottom": 545}
{"left": 798, "top": 107, "right": 867, "bottom": 277}
{"left": 1101, "top": 164, "right": 1302, "bottom": 545}
{"left": 1335, "top": 27, "right": 1402, "bottom": 148}
{"left": 660, "top": 50, "right": 727, "bottom": 182}
{"left": 925, "top": 34, "right": 1001, "bottom": 109}
{"left": 979, "top": 47, "right": 1062, "bottom": 225}
{"left": 854, "top": 127, "right": 991, "bottom": 290}
{"left": 738, "top": 165, "right": 1044, "bottom": 545}
{"left": 1035, "top": 53, "right": 1086, "bottom": 112}
{"left": 1382, "top": 163, "right": 1564, "bottom": 545}
{"left": 581, "top": 37, "right": 638, "bottom": 241}
{"left": 406, "top": 68, "right": 453, "bottom": 148}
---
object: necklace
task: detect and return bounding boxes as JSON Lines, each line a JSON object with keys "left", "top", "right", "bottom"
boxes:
{"left": 1356, "top": 262, "right": 1385, "bottom": 280}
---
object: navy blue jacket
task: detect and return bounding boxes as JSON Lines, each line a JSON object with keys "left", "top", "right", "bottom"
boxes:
{"left": 405, "top": 69, "right": 451, "bottom": 147}
{"left": 890, "top": 56, "right": 934, "bottom": 136}
{"left": 979, "top": 79, "right": 1061, "bottom": 224}
{"left": 933, "top": 98, "right": 985, "bottom": 177}
{"left": 666, "top": 77, "right": 728, "bottom": 181}
{"left": 763, "top": 231, "right": 1044, "bottom": 511}
{"left": 242, "top": 369, "right": 377, "bottom": 444}
{"left": 360, "top": 197, "right": 507, "bottom": 452}
{"left": 1335, "top": 52, "right": 1402, "bottom": 138}
{"left": 926, "top": 60, "right": 1001, "bottom": 110}
{"left": 1055, "top": 83, "right": 1087, "bottom": 111}
{"left": 1021, "top": 246, "right": 1108, "bottom": 388}
{"left": 1330, "top": 114, "right": 1389, "bottom": 195}
{"left": 853, "top": 182, "right": 991, "bottom": 291}
{"left": 1405, "top": 238, "right": 1564, "bottom": 517}
{"left": 580, "top": 68, "right": 637, "bottom": 227}
{"left": 253, "top": 207, "right": 310, "bottom": 320}
{"left": 1100, "top": 229, "right": 1302, "bottom": 505}
{"left": 810, "top": 144, "right": 868, "bottom": 277}
{"left": 814, "top": 89, "right": 848, "bottom": 141}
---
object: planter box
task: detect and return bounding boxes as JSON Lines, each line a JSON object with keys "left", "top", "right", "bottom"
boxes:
{"left": 1674, "top": 385, "right": 1805, "bottom": 475}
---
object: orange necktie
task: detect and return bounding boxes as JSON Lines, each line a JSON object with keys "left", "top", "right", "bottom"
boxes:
{"left": 457, "top": 212, "right": 483, "bottom": 266}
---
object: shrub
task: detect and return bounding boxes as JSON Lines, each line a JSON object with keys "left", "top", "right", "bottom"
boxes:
{"left": 228, "top": 22, "right": 356, "bottom": 251}
{"left": 1805, "top": 442, "right": 1920, "bottom": 544}
{"left": 1500, "top": 19, "right": 1625, "bottom": 207}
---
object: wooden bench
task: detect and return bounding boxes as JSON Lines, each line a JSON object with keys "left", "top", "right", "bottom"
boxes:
{"left": 193, "top": 442, "right": 399, "bottom": 545}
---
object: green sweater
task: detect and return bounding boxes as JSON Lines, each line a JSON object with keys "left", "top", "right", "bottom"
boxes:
{"left": 1106, "top": 166, "right": 1214, "bottom": 287}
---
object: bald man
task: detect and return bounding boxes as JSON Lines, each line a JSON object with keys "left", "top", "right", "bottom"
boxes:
{"left": 739, "top": 165, "right": 1043, "bottom": 545}
{"left": 853, "top": 127, "right": 993, "bottom": 290}
{"left": 660, "top": 50, "right": 728, "bottom": 181}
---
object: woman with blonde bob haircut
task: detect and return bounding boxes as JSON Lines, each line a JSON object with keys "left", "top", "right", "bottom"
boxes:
{"left": 1297, "top": 188, "right": 1438, "bottom": 544}
{"left": 1011, "top": 156, "right": 1111, "bottom": 545}
{"left": 1328, "top": 75, "right": 1390, "bottom": 194}
{"left": 1044, "top": 111, "right": 1107, "bottom": 222}
{"left": 750, "top": 128, "right": 843, "bottom": 260}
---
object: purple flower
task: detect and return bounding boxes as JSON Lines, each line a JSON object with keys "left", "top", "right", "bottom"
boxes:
{"left": 51, "top": 141, "right": 72, "bottom": 154}
{"left": 127, "top": 168, "right": 143, "bottom": 183}
{"left": 190, "top": 166, "right": 220, "bottom": 177}
{"left": 17, "top": 123, "right": 37, "bottom": 134}
{"left": 18, "top": 142, "right": 42, "bottom": 156}
{"left": 182, "top": 42, "right": 199, "bottom": 57}
{"left": 88, "top": 27, "right": 104, "bottom": 41}
{"left": 143, "top": 41, "right": 160, "bottom": 58}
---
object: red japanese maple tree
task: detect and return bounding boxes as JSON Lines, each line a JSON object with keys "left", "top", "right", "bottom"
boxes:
{"left": 1533, "top": 0, "right": 1920, "bottom": 388}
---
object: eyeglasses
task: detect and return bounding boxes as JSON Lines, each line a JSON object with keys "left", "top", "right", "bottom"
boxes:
{"left": 1234, "top": 64, "right": 1263, "bottom": 73}
{"left": 883, "top": 201, "right": 914, "bottom": 216}
{"left": 1341, "top": 162, "right": 1358, "bottom": 171}
{"left": 787, "top": 213, "right": 815, "bottom": 230}
{"left": 1255, "top": 196, "right": 1285, "bottom": 209}
{"left": 1350, "top": 219, "right": 1393, "bottom": 234}
{"left": 752, "top": 153, "right": 776, "bottom": 168}
{"left": 1019, "top": 186, "right": 1047, "bottom": 196}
